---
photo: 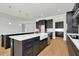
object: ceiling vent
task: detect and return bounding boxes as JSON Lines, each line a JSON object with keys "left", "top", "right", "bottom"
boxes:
{"left": 9, "top": 5, "right": 12, "bottom": 8}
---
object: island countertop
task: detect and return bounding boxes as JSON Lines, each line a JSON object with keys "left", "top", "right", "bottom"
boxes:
{"left": 67, "top": 33, "right": 79, "bottom": 50}
{"left": 9, "top": 33, "right": 48, "bottom": 41}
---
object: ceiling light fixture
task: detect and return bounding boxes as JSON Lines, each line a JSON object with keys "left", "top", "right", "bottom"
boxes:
{"left": 8, "top": 22, "right": 12, "bottom": 25}
{"left": 19, "top": 24, "right": 21, "bottom": 26}
{"left": 57, "top": 9, "right": 61, "bottom": 12}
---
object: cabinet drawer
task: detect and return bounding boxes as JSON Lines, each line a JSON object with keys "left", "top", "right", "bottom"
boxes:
{"left": 23, "top": 51, "right": 33, "bottom": 56}
{"left": 23, "top": 39, "right": 33, "bottom": 43}
{"left": 22, "top": 42, "right": 32, "bottom": 48}
{"left": 22, "top": 47, "right": 33, "bottom": 56}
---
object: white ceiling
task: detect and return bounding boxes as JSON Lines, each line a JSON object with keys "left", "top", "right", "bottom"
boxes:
{"left": 0, "top": 3, "right": 75, "bottom": 21}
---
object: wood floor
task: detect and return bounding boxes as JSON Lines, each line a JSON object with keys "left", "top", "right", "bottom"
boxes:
{"left": 0, "top": 39, "right": 10, "bottom": 56}
{"left": 38, "top": 37, "right": 69, "bottom": 56}
{"left": 0, "top": 37, "right": 75, "bottom": 56}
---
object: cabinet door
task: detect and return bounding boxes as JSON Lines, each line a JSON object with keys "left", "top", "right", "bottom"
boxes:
{"left": 66, "top": 11, "right": 78, "bottom": 33}
{"left": 40, "top": 38, "right": 48, "bottom": 51}
{"left": 32, "top": 37, "right": 40, "bottom": 56}
{"left": 22, "top": 47, "right": 33, "bottom": 56}
{"left": 73, "top": 3, "right": 79, "bottom": 13}
{"left": 22, "top": 39, "right": 33, "bottom": 56}
{"left": 36, "top": 22, "right": 39, "bottom": 29}
{"left": 66, "top": 11, "right": 73, "bottom": 24}
{"left": 1, "top": 35, "right": 4, "bottom": 47}
{"left": 46, "top": 19, "right": 53, "bottom": 28}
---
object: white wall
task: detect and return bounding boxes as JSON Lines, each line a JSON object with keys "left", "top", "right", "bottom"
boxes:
{"left": 25, "top": 22, "right": 36, "bottom": 32}
{"left": 0, "top": 12, "right": 37, "bottom": 35}
{"left": 0, "top": 12, "right": 26, "bottom": 35}
{"left": 0, "top": 23, "right": 22, "bottom": 35}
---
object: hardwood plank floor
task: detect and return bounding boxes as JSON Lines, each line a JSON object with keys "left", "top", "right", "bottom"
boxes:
{"left": 0, "top": 38, "right": 10, "bottom": 56}
{"left": 38, "top": 37, "right": 69, "bottom": 56}
{"left": 0, "top": 37, "right": 75, "bottom": 56}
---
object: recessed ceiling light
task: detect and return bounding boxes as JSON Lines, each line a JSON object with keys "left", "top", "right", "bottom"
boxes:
{"left": 19, "top": 24, "right": 21, "bottom": 26}
{"left": 8, "top": 22, "right": 12, "bottom": 25}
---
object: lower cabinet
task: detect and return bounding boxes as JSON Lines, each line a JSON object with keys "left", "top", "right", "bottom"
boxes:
{"left": 33, "top": 38, "right": 40, "bottom": 56}
{"left": 22, "top": 36, "right": 40, "bottom": 56}
{"left": 70, "top": 40, "right": 79, "bottom": 56}
{"left": 55, "top": 32, "right": 64, "bottom": 37}
{"left": 22, "top": 39, "right": 33, "bottom": 56}
{"left": 40, "top": 38, "right": 48, "bottom": 52}
{"left": 67, "top": 36, "right": 79, "bottom": 56}
{"left": 11, "top": 36, "right": 48, "bottom": 56}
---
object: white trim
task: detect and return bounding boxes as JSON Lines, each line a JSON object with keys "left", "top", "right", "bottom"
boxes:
{"left": 55, "top": 28, "right": 64, "bottom": 32}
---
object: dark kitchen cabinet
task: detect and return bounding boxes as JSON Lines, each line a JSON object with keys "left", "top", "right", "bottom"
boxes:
{"left": 36, "top": 19, "right": 53, "bottom": 33}
{"left": 66, "top": 11, "right": 78, "bottom": 33}
{"left": 46, "top": 19, "right": 53, "bottom": 28}
{"left": 67, "top": 35, "right": 79, "bottom": 56}
{"left": 22, "top": 39, "right": 33, "bottom": 56}
{"left": 73, "top": 3, "right": 79, "bottom": 13}
{"left": 36, "top": 20, "right": 47, "bottom": 32}
{"left": 11, "top": 36, "right": 48, "bottom": 56}
{"left": 32, "top": 37, "right": 40, "bottom": 56}
{"left": 72, "top": 3, "right": 79, "bottom": 26}
{"left": 22, "top": 36, "right": 40, "bottom": 56}
{"left": 55, "top": 22, "right": 64, "bottom": 28}
{"left": 36, "top": 22, "right": 39, "bottom": 29}
{"left": 1, "top": 32, "right": 34, "bottom": 49}
{"left": 55, "top": 32, "right": 64, "bottom": 37}
{"left": 40, "top": 38, "right": 48, "bottom": 51}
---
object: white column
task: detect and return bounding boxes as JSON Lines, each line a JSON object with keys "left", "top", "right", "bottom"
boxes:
{"left": 53, "top": 20, "right": 55, "bottom": 39}
{"left": 64, "top": 15, "right": 67, "bottom": 41}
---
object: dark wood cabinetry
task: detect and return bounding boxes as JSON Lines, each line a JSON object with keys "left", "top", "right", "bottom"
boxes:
{"left": 55, "top": 32, "right": 64, "bottom": 37}
{"left": 1, "top": 32, "right": 34, "bottom": 49}
{"left": 46, "top": 19, "right": 53, "bottom": 28}
{"left": 36, "top": 22, "right": 39, "bottom": 29}
{"left": 72, "top": 3, "right": 79, "bottom": 25}
{"left": 36, "top": 19, "right": 53, "bottom": 33}
{"left": 40, "top": 38, "right": 48, "bottom": 51}
{"left": 22, "top": 36, "right": 40, "bottom": 56}
{"left": 73, "top": 3, "right": 79, "bottom": 13}
{"left": 67, "top": 35, "right": 79, "bottom": 56}
{"left": 11, "top": 36, "right": 48, "bottom": 56}
{"left": 55, "top": 22, "right": 64, "bottom": 28}
{"left": 32, "top": 37, "right": 40, "bottom": 56}
{"left": 66, "top": 11, "right": 78, "bottom": 33}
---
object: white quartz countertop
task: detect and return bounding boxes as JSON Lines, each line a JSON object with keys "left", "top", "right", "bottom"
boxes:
{"left": 67, "top": 33, "right": 79, "bottom": 50}
{"left": 1, "top": 32, "right": 31, "bottom": 35}
{"left": 9, "top": 33, "right": 48, "bottom": 41}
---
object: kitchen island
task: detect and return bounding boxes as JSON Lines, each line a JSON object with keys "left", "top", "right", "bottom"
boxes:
{"left": 9, "top": 33, "right": 48, "bottom": 56}
{"left": 1, "top": 32, "right": 34, "bottom": 49}
{"left": 67, "top": 33, "right": 79, "bottom": 56}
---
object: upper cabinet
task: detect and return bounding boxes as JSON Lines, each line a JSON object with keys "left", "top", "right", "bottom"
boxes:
{"left": 36, "top": 19, "right": 53, "bottom": 32}
{"left": 66, "top": 3, "right": 79, "bottom": 33}
{"left": 73, "top": 3, "right": 79, "bottom": 13}
{"left": 72, "top": 3, "right": 79, "bottom": 25}
{"left": 36, "top": 19, "right": 53, "bottom": 28}
{"left": 46, "top": 19, "right": 53, "bottom": 28}
{"left": 66, "top": 11, "right": 78, "bottom": 33}
{"left": 55, "top": 22, "right": 64, "bottom": 28}
{"left": 36, "top": 20, "right": 46, "bottom": 29}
